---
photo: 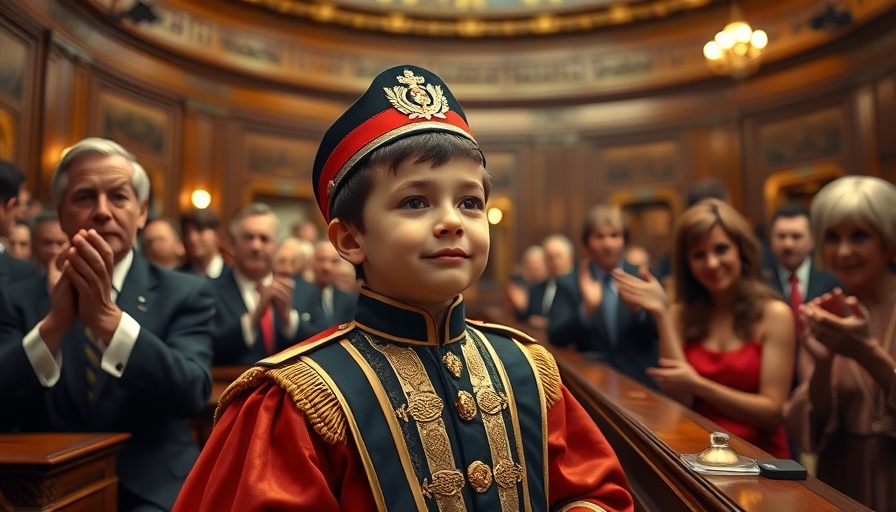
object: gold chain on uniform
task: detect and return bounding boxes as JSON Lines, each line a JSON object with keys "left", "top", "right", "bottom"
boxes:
{"left": 462, "top": 330, "right": 525, "bottom": 511}
{"left": 363, "top": 333, "right": 465, "bottom": 510}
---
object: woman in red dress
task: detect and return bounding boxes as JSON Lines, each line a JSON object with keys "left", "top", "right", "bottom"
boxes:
{"left": 615, "top": 198, "right": 794, "bottom": 458}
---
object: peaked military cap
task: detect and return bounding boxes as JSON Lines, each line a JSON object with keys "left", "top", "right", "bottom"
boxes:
{"left": 312, "top": 64, "right": 479, "bottom": 222}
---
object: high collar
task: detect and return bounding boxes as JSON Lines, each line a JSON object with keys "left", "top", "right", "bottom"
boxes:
{"left": 353, "top": 287, "right": 467, "bottom": 346}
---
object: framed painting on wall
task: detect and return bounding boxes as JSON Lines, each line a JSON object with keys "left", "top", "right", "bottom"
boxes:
{"left": 0, "top": 30, "right": 26, "bottom": 103}
{"left": 599, "top": 140, "right": 679, "bottom": 187}
{"left": 760, "top": 108, "right": 843, "bottom": 167}
{"left": 244, "top": 132, "right": 317, "bottom": 180}
{"left": 97, "top": 89, "right": 170, "bottom": 159}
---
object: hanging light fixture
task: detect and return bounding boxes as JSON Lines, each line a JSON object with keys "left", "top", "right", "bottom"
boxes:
{"left": 703, "top": 3, "right": 768, "bottom": 79}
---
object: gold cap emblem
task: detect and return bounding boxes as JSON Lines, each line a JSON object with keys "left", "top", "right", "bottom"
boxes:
{"left": 384, "top": 69, "right": 450, "bottom": 120}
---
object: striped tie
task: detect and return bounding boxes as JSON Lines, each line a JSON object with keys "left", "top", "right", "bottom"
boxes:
{"left": 84, "top": 327, "right": 102, "bottom": 403}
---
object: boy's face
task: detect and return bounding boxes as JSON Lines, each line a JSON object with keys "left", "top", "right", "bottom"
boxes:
{"left": 349, "top": 157, "right": 489, "bottom": 312}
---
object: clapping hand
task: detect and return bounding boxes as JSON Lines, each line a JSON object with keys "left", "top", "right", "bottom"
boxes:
{"left": 613, "top": 266, "right": 667, "bottom": 315}
{"left": 66, "top": 229, "right": 120, "bottom": 341}
{"left": 577, "top": 259, "right": 603, "bottom": 317}
{"left": 802, "top": 289, "right": 873, "bottom": 361}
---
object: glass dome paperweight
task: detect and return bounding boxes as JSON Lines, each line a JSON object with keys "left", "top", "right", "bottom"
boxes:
{"left": 680, "top": 432, "right": 760, "bottom": 475}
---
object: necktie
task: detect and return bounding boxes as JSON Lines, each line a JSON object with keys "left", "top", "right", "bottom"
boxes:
{"left": 788, "top": 273, "right": 802, "bottom": 317}
{"left": 256, "top": 283, "right": 275, "bottom": 354}
{"left": 602, "top": 273, "right": 619, "bottom": 347}
{"left": 260, "top": 305, "right": 275, "bottom": 354}
{"left": 84, "top": 327, "right": 102, "bottom": 403}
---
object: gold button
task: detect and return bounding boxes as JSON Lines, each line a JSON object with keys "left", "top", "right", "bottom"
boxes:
{"left": 456, "top": 390, "right": 477, "bottom": 421}
{"left": 467, "top": 461, "right": 492, "bottom": 493}
{"left": 442, "top": 351, "right": 463, "bottom": 379}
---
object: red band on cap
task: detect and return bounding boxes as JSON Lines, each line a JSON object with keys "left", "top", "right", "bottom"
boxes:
{"left": 318, "top": 108, "right": 473, "bottom": 221}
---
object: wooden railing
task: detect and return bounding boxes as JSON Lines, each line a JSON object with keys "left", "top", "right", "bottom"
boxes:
{"left": 553, "top": 347, "right": 869, "bottom": 512}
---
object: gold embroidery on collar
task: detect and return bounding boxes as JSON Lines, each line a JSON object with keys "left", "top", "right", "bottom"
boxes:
{"left": 462, "top": 331, "right": 522, "bottom": 511}
{"left": 364, "top": 333, "right": 465, "bottom": 511}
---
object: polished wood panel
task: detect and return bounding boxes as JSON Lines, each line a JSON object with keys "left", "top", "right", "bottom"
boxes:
{"left": 0, "top": 432, "right": 129, "bottom": 512}
{"left": 553, "top": 348, "right": 869, "bottom": 512}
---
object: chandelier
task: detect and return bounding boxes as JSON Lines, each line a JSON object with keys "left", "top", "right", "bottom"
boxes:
{"left": 702, "top": 4, "right": 768, "bottom": 80}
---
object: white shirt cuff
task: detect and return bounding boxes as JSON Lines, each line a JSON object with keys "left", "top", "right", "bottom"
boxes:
{"left": 100, "top": 312, "right": 140, "bottom": 377}
{"left": 280, "top": 309, "right": 299, "bottom": 339}
{"left": 23, "top": 322, "right": 63, "bottom": 387}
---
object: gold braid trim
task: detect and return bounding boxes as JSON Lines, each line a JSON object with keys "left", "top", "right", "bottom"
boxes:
{"left": 214, "top": 366, "right": 268, "bottom": 424}
{"left": 266, "top": 360, "right": 348, "bottom": 444}
{"left": 212, "top": 361, "right": 348, "bottom": 444}
{"left": 521, "top": 343, "right": 562, "bottom": 409}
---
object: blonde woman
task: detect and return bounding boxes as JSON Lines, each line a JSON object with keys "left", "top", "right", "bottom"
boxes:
{"left": 615, "top": 199, "right": 794, "bottom": 458}
{"left": 784, "top": 176, "right": 896, "bottom": 510}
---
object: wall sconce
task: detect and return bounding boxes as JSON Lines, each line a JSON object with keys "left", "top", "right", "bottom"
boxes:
{"left": 487, "top": 207, "right": 504, "bottom": 225}
{"left": 191, "top": 189, "right": 211, "bottom": 209}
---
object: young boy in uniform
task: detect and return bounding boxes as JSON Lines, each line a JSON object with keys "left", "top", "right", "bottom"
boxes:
{"left": 174, "top": 65, "right": 633, "bottom": 512}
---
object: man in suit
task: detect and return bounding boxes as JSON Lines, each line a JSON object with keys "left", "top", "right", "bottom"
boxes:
{"left": 549, "top": 204, "right": 659, "bottom": 388}
{"left": 766, "top": 203, "right": 839, "bottom": 380}
{"left": 522, "top": 233, "right": 573, "bottom": 329}
{"left": 140, "top": 217, "right": 185, "bottom": 270}
{"left": 210, "top": 203, "right": 326, "bottom": 366}
{"left": 179, "top": 208, "right": 227, "bottom": 279}
{"left": 30, "top": 211, "right": 68, "bottom": 273}
{"left": 310, "top": 239, "right": 356, "bottom": 328}
{"left": 767, "top": 203, "right": 840, "bottom": 305}
{"left": 0, "top": 160, "right": 38, "bottom": 308}
{"left": 0, "top": 138, "right": 215, "bottom": 511}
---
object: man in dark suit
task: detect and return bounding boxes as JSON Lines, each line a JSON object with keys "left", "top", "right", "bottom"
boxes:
{"left": 179, "top": 208, "right": 228, "bottom": 279}
{"left": 765, "top": 203, "right": 839, "bottom": 380}
{"left": 766, "top": 203, "right": 840, "bottom": 305}
{"left": 210, "top": 203, "right": 326, "bottom": 366}
{"left": 0, "top": 160, "right": 39, "bottom": 310}
{"left": 522, "top": 233, "right": 574, "bottom": 329}
{"left": 0, "top": 138, "right": 214, "bottom": 511}
{"left": 311, "top": 239, "right": 356, "bottom": 328}
{"left": 549, "top": 205, "right": 659, "bottom": 388}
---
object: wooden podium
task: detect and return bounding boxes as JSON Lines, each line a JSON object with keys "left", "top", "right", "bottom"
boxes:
{"left": 0, "top": 432, "right": 130, "bottom": 512}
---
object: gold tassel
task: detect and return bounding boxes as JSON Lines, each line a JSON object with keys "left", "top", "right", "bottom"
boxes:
{"left": 521, "top": 343, "right": 562, "bottom": 408}
{"left": 268, "top": 360, "right": 347, "bottom": 444}
{"left": 214, "top": 366, "right": 268, "bottom": 423}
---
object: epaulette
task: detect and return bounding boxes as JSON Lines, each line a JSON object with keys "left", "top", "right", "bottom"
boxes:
{"left": 214, "top": 324, "right": 355, "bottom": 443}
{"left": 467, "top": 320, "right": 561, "bottom": 408}
{"left": 258, "top": 322, "right": 356, "bottom": 367}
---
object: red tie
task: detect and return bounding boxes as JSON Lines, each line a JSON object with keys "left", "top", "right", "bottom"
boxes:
{"left": 260, "top": 304, "right": 275, "bottom": 354}
{"left": 788, "top": 273, "right": 803, "bottom": 321}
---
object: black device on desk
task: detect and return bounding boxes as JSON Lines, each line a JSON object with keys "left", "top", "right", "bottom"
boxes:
{"left": 757, "top": 459, "right": 808, "bottom": 480}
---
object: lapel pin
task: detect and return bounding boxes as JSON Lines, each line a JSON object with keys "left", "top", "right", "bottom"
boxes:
{"left": 137, "top": 296, "right": 148, "bottom": 312}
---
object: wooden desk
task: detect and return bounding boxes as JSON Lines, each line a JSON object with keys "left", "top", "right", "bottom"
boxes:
{"left": 0, "top": 432, "right": 129, "bottom": 512}
{"left": 553, "top": 348, "right": 869, "bottom": 512}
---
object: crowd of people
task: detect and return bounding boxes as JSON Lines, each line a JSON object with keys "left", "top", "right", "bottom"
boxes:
{"left": 506, "top": 175, "right": 896, "bottom": 510}
{"left": 1, "top": 62, "right": 895, "bottom": 511}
